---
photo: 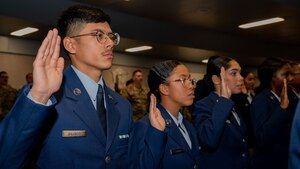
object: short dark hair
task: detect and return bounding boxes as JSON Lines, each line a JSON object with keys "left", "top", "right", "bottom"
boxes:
{"left": 132, "top": 70, "right": 142, "bottom": 77}
{"left": 26, "top": 72, "right": 32, "bottom": 79}
{"left": 0, "top": 71, "right": 7, "bottom": 76}
{"left": 57, "top": 5, "right": 111, "bottom": 39}
{"left": 148, "top": 60, "right": 182, "bottom": 103}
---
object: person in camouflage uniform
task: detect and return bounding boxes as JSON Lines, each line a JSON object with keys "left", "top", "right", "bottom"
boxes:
{"left": 0, "top": 71, "right": 18, "bottom": 120}
{"left": 121, "top": 70, "right": 148, "bottom": 121}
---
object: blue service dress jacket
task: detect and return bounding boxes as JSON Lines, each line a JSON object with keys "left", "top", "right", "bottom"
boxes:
{"left": 289, "top": 100, "right": 300, "bottom": 169}
{"left": 129, "top": 103, "right": 201, "bottom": 169}
{"left": 192, "top": 92, "right": 249, "bottom": 169}
{"left": 32, "top": 66, "right": 133, "bottom": 169}
{"left": 0, "top": 86, "right": 56, "bottom": 169}
{"left": 251, "top": 89, "right": 295, "bottom": 169}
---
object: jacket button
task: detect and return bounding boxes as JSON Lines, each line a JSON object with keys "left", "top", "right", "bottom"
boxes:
{"left": 105, "top": 156, "right": 111, "bottom": 164}
{"left": 194, "top": 164, "right": 198, "bottom": 169}
{"left": 242, "top": 153, "right": 246, "bottom": 157}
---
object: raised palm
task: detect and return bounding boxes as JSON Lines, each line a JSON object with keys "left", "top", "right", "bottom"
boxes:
{"left": 30, "top": 29, "right": 64, "bottom": 104}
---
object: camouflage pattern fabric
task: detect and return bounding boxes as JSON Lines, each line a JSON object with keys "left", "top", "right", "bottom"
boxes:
{"left": 120, "top": 83, "right": 148, "bottom": 121}
{"left": 0, "top": 85, "right": 18, "bottom": 120}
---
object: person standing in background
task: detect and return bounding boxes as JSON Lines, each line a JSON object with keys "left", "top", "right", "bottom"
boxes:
{"left": 288, "top": 62, "right": 300, "bottom": 113}
{"left": 289, "top": 62, "right": 300, "bottom": 97}
{"left": 121, "top": 70, "right": 148, "bottom": 121}
{"left": 19, "top": 72, "right": 34, "bottom": 92}
{"left": 0, "top": 71, "right": 18, "bottom": 120}
{"left": 25, "top": 72, "right": 33, "bottom": 84}
{"left": 0, "top": 71, "right": 9, "bottom": 87}
{"left": 242, "top": 70, "right": 256, "bottom": 103}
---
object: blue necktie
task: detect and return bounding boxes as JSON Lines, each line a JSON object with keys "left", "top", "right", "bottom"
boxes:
{"left": 97, "top": 84, "right": 107, "bottom": 137}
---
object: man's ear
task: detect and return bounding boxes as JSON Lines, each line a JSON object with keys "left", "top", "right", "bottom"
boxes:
{"left": 63, "top": 37, "right": 76, "bottom": 54}
{"left": 212, "top": 75, "right": 221, "bottom": 85}
{"left": 158, "top": 84, "right": 169, "bottom": 96}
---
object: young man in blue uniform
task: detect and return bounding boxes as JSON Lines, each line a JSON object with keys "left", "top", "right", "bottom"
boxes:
{"left": 0, "top": 5, "right": 134, "bottom": 169}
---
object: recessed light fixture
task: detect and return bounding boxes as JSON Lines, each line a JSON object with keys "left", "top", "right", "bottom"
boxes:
{"left": 10, "top": 27, "right": 39, "bottom": 36}
{"left": 202, "top": 59, "right": 208, "bottom": 63}
{"left": 125, "top": 46, "right": 152, "bottom": 52}
{"left": 238, "top": 17, "right": 284, "bottom": 29}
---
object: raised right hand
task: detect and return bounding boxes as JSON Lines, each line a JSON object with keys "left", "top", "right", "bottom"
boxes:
{"left": 280, "top": 78, "right": 289, "bottom": 109}
{"left": 30, "top": 29, "right": 65, "bottom": 104}
{"left": 220, "top": 67, "right": 231, "bottom": 98}
{"left": 149, "top": 94, "right": 166, "bottom": 131}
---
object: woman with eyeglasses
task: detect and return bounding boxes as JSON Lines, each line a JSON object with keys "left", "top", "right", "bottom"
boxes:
{"left": 192, "top": 56, "right": 250, "bottom": 169}
{"left": 129, "top": 60, "right": 201, "bottom": 169}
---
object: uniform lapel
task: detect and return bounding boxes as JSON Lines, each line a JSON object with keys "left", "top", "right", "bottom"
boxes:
{"left": 63, "top": 67, "right": 106, "bottom": 146}
{"left": 225, "top": 106, "right": 247, "bottom": 140}
{"left": 231, "top": 108, "right": 247, "bottom": 137}
{"left": 229, "top": 108, "right": 240, "bottom": 127}
{"left": 104, "top": 85, "right": 120, "bottom": 151}
{"left": 182, "top": 120, "right": 201, "bottom": 158}
{"left": 157, "top": 104, "right": 194, "bottom": 158}
{"left": 265, "top": 89, "right": 280, "bottom": 104}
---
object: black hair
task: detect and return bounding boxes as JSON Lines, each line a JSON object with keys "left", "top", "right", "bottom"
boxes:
{"left": 126, "top": 79, "right": 133, "bottom": 86}
{"left": 241, "top": 69, "right": 251, "bottom": 78}
{"left": 255, "top": 57, "right": 289, "bottom": 94}
{"left": 0, "top": 71, "right": 7, "bottom": 76}
{"left": 26, "top": 72, "right": 33, "bottom": 78}
{"left": 148, "top": 60, "right": 182, "bottom": 103}
{"left": 132, "top": 70, "right": 142, "bottom": 77}
{"left": 204, "top": 55, "right": 234, "bottom": 91}
{"left": 57, "top": 5, "right": 111, "bottom": 39}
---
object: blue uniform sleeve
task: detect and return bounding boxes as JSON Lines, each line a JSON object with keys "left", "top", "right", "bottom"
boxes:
{"left": 0, "top": 86, "right": 56, "bottom": 169}
{"left": 27, "top": 91, "right": 53, "bottom": 106}
{"left": 250, "top": 94, "right": 289, "bottom": 150}
{"left": 192, "top": 96, "right": 234, "bottom": 148}
{"left": 129, "top": 117, "right": 167, "bottom": 169}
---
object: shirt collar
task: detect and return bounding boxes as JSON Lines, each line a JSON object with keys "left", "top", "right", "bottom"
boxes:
{"left": 71, "top": 65, "right": 104, "bottom": 101}
{"left": 292, "top": 89, "right": 300, "bottom": 99}
{"left": 270, "top": 90, "right": 281, "bottom": 102}
{"left": 166, "top": 110, "right": 184, "bottom": 126}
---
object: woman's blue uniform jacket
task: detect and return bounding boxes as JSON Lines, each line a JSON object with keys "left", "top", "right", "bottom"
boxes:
{"left": 192, "top": 92, "right": 249, "bottom": 169}
{"left": 251, "top": 89, "right": 295, "bottom": 169}
{"left": 129, "top": 103, "right": 201, "bottom": 169}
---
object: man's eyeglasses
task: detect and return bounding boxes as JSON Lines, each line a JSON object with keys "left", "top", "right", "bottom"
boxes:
{"left": 167, "top": 78, "right": 197, "bottom": 88}
{"left": 70, "top": 29, "right": 120, "bottom": 46}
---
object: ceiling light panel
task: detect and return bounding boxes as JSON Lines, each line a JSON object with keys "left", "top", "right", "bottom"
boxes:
{"left": 238, "top": 17, "right": 284, "bottom": 29}
{"left": 10, "top": 27, "right": 39, "bottom": 36}
{"left": 125, "top": 46, "right": 152, "bottom": 52}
